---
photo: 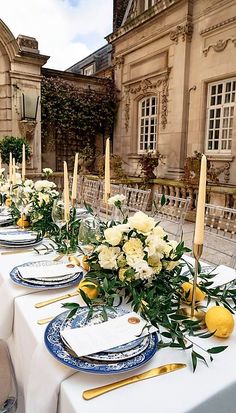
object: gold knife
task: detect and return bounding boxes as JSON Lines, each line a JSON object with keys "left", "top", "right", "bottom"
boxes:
{"left": 82, "top": 363, "right": 186, "bottom": 400}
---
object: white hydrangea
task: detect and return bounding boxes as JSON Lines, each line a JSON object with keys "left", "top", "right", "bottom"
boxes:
{"left": 34, "top": 180, "right": 56, "bottom": 192}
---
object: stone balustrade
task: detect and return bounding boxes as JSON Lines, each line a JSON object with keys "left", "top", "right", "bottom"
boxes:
{"left": 26, "top": 173, "right": 236, "bottom": 220}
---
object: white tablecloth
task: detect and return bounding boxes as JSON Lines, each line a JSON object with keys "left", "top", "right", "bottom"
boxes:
{"left": 0, "top": 251, "right": 236, "bottom": 413}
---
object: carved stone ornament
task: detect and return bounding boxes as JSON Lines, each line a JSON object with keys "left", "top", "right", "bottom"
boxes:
{"left": 124, "top": 74, "right": 169, "bottom": 131}
{"left": 19, "top": 120, "right": 37, "bottom": 140}
{"left": 207, "top": 161, "right": 231, "bottom": 184}
{"left": 17, "top": 35, "right": 39, "bottom": 53}
{"left": 203, "top": 38, "right": 236, "bottom": 56}
{"left": 113, "top": 55, "right": 125, "bottom": 70}
{"left": 170, "top": 22, "right": 193, "bottom": 44}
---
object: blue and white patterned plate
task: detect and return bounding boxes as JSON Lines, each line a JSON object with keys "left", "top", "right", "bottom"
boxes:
{"left": 45, "top": 310, "right": 158, "bottom": 374}
{"left": 0, "top": 229, "right": 42, "bottom": 247}
{"left": 60, "top": 306, "right": 149, "bottom": 361}
{"left": 10, "top": 260, "right": 83, "bottom": 289}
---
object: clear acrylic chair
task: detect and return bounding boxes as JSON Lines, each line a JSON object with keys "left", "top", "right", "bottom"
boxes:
{"left": 80, "top": 178, "right": 101, "bottom": 209}
{"left": 201, "top": 203, "right": 236, "bottom": 268}
{"left": 0, "top": 340, "right": 17, "bottom": 413}
{"left": 151, "top": 193, "right": 190, "bottom": 241}
{"left": 97, "top": 183, "right": 126, "bottom": 220}
{"left": 124, "top": 187, "right": 151, "bottom": 214}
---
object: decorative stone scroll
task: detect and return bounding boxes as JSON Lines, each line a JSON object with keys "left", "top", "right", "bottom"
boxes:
{"left": 203, "top": 38, "right": 236, "bottom": 56}
{"left": 170, "top": 22, "right": 193, "bottom": 44}
{"left": 113, "top": 55, "right": 125, "bottom": 70}
{"left": 124, "top": 74, "right": 169, "bottom": 131}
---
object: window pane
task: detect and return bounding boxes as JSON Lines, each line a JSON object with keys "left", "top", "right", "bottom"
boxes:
{"left": 217, "top": 84, "right": 223, "bottom": 93}
{"left": 226, "top": 82, "right": 231, "bottom": 92}
{"left": 211, "top": 96, "right": 215, "bottom": 105}
{"left": 217, "top": 95, "right": 222, "bottom": 105}
{"left": 138, "top": 96, "right": 157, "bottom": 152}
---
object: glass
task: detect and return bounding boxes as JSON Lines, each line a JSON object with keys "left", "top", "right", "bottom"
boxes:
{"left": 78, "top": 214, "right": 101, "bottom": 254}
{"left": 51, "top": 199, "right": 68, "bottom": 229}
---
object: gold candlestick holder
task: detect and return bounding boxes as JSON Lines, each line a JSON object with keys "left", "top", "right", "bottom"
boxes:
{"left": 180, "top": 243, "right": 205, "bottom": 324}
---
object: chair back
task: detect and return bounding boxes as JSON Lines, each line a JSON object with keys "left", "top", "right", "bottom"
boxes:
{"left": 124, "top": 187, "right": 151, "bottom": 213}
{"left": 152, "top": 193, "right": 190, "bottom": 239}
{"left": 0, "top": 340, "right": 17, "bottom": 412}
{"left": 202, "top": 203, "right": 236, "bottom": 267}
{"left": 80, "top": 178, "right": 100, "bottom": 208}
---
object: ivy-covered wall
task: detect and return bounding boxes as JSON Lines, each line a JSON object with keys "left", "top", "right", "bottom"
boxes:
{"left": 41, "top": 73, "right": 117, "bottom": 172}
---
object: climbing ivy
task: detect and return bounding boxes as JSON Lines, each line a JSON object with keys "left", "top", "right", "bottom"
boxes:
{"left": 41, "top": 76, "right": 117, "bottom": 168}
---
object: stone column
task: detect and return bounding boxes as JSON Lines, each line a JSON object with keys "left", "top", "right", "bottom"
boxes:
{"left": 166, "top": 21, "right": 193, "bottom": 179}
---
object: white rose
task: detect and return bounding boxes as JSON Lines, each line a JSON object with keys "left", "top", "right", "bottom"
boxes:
{"left": 104, "top": 227, "right": 123, "bottom": 246}
{"left": 115, "top": 223, "right": 130, "bottom": 232}
{"left": 108, "top": 194, "right": 126, "bottom": 205}
{"left": 152, "top": 226, "right": 166, "bottom": 238}
{"left": 43, "top": 168, "right": 53, "bottom": 175}
{"left": 133, "top": 260, "right": 154, "bottom": 281}
{"left": 97, "top": 245, "right": 120, "bottom": 270}
{"left": 24, "top": 179, "right": 34, "bottom": 187}
{"left": 128, "top": 211, "right": 155, "bottom": 234}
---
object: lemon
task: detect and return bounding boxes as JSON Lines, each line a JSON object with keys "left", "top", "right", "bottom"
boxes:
{"left": 17, "top": 217, "right": 30, "bottom": 228}
{"left": 205, "top": 306, "right": 234, "bottom": 338}
{"left": 81, "top": 255, "right": 90, "bottom": 271}
{"left": 5, "top": 197, "right": 12, "bottom": 207}
{"left": 181, "top": 281, "right": 206, "bottom": 303}
{"left": 78, "top": 279, "right": 99, "bottom": 300}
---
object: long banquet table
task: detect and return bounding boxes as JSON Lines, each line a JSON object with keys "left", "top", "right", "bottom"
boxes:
{"left": 1, "top": 248, "right": 236, "bottom": 413}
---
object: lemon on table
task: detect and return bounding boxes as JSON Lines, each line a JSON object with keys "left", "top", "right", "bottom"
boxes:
{"left": 81, "top": 255, "right": 90, "bottom": 271}
{"left": 205, "top": 306, "right": 234, "bottom": 338}
{"left": 181, "top": 281, "right": 206, "bottom": 303}
{"left": 5, "top": 197, "right": 12, "bottom": 207}
{"left": 17, "top": 217, "right": 30, "bottom": 228}
{"left": 78, "top": 279, "right": 99, "bottom": 300}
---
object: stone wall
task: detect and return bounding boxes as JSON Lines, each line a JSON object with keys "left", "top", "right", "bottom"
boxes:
{"left": 108, "top": 0, "right": 236, "bottom": 186}
{"left": 0, "top": 19, "right": 48, "bottom": 172}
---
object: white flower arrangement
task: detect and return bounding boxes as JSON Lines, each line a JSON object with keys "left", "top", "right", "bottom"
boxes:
{"left": 93, "top": 211, "right": 180, "bottom": 284}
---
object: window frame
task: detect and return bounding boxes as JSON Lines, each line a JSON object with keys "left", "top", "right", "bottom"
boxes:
{"left": 205, "top": 78, "right": 236, "bottom": 155}
{"left": 83, "top": 63, "right": 95, "bottom": 76}
{"left": 138, "top": 95, "right": 158, "bottom": 154}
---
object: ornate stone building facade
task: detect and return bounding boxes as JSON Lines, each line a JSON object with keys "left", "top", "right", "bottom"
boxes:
{"left": 0, "top": 19, "right": 48, "bottom": 172}
{"left": 108, "top": 0, "right": 236, "bottom": 184}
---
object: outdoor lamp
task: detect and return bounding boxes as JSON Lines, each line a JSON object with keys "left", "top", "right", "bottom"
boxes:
{"left": 21, "top": 92, "right": 39, "bottom": 121}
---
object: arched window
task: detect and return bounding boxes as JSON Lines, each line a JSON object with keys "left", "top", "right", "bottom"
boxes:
{"left": 138, "top": 96, "right": 158, "bottom": 153}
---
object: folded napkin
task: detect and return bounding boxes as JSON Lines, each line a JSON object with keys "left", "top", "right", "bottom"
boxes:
{"left": 0, "top": 231, "right": 36, "bottom": 242}
{"left": 18, "top": 262, "right": 80, "bottom": 280}
{"left": 61, "top": 311, "right": 157, "bottom": 357}
{"left": 210, "top": 265, "right": 236, "bottom": 288}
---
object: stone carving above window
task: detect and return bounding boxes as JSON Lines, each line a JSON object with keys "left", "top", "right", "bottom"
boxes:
{"left": 203, "top": 38, "right": 236, "bottom": 56}
{"left": 200, "top": 16, "right": 236, "bottom": 35}
{"left": 124, "top": 74, "right": 169, "bottom": 131}
{"left": 170, "top": 22, "right": 193, "bottom": 43}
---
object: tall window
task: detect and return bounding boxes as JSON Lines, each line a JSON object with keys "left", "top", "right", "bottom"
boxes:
{"left": 206, "top": 79, "right": 235, "bottom": 153}
{"left": 138, "top": 96, "right": 158, "bottom": 153}
{"left": 144, "top": 0, "right": 156, "bottom": 10}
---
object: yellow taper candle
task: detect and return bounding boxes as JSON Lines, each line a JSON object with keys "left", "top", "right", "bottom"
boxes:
{"left": 104, "top": 138, "right": 110, "bottom": 204}
{"left": 63, "top": 161, "right": 70, "bottom": 222}
{"left": 193, "top": 154, "right": 207, "bottom": 245}
{"left": 71, "top": 153, "right": 79, "bottom": 202}
{"left": 22, "top": 144, "right": 26, "bottom": 181}
{"left": 9, "top": 152, "right": 12, "bottom": 182}
{"left": 12, "top": 158, "right": 16, "bottom": 185}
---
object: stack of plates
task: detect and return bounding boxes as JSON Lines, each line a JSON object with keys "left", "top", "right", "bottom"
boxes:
{"left": 10, "top": 260, "right": 83, "bottom": 289}
{"left": 0, "top": 228, "right": 42, "bottom": 248}
{"left": 44, "top": 306, "right": 158, "bottom": 374}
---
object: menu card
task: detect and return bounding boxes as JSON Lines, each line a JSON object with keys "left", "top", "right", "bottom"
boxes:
{"left": 61, "top": 311, "right": 157, "bottom": 357}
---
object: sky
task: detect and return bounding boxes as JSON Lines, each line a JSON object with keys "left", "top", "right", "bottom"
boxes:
{"left": 1, "top": 0, "right": 113, "bottom": 70}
